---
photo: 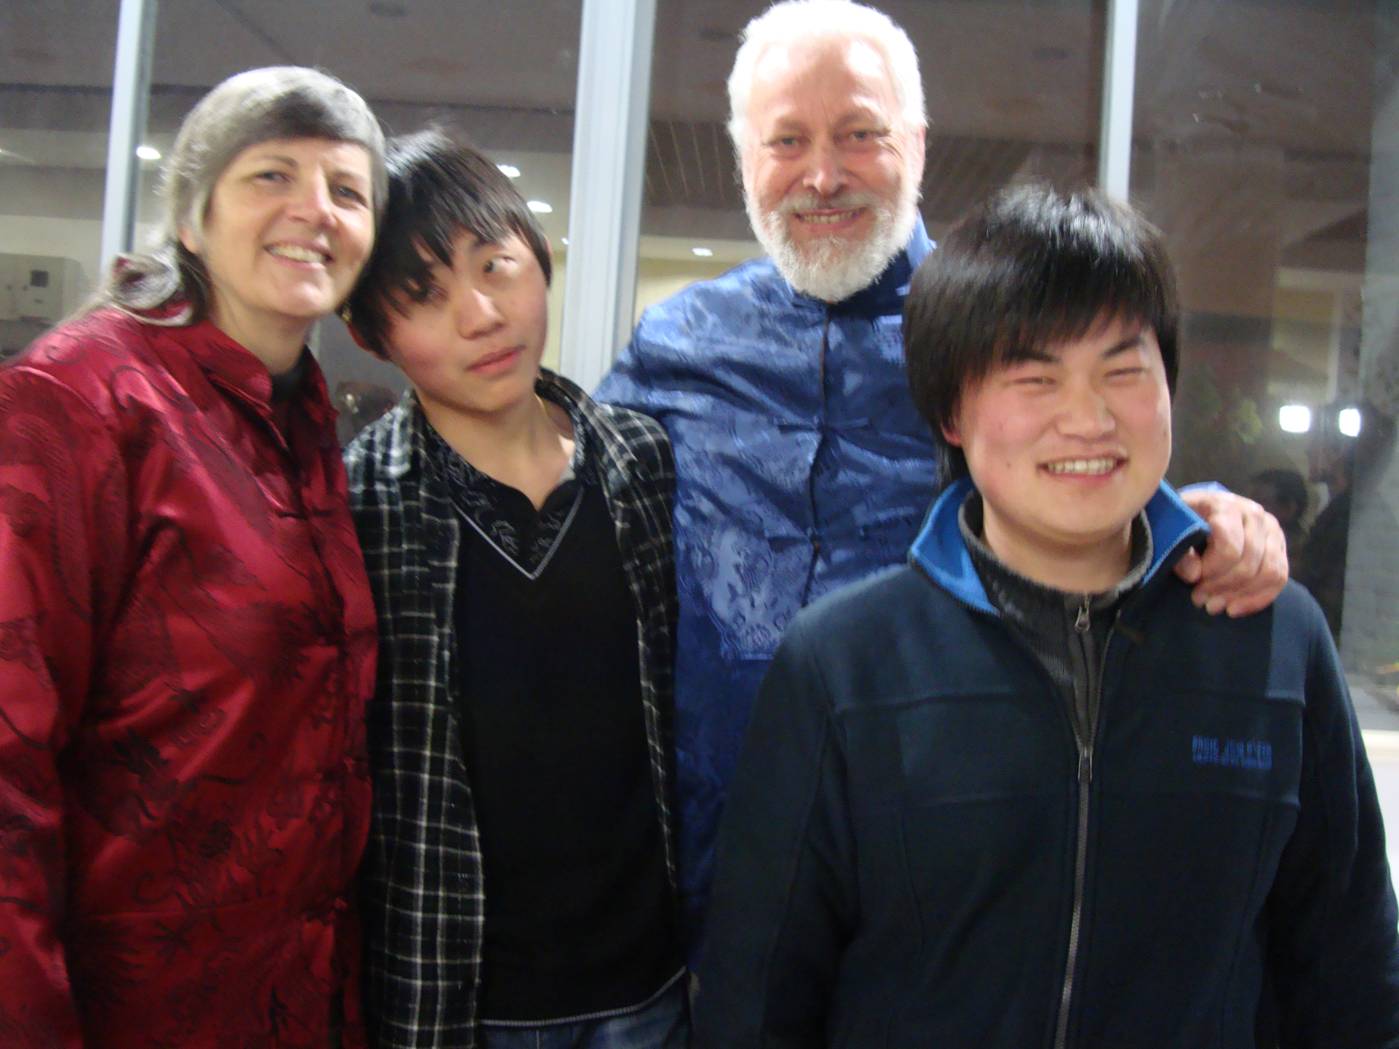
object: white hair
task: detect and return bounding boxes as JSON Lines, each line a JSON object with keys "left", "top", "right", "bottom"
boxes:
{"left": 726, "top": 0, "right": 927, "bottom": 148}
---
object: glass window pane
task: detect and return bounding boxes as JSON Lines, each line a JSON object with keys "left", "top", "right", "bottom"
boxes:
{"left": 0, "top": 2, "right": 120, "bottom": 359}
{"left": 1132, "top": 0, "right": 1398, "bottom": 731}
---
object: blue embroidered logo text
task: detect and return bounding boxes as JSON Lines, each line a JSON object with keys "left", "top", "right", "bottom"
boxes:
{"left": 1192, "top": 736, "right": 1273, "bottom": 771}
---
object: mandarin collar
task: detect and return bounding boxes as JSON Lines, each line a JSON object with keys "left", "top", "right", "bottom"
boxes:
{"left": 170, "top": 318, "right": 333, "bottom": 427}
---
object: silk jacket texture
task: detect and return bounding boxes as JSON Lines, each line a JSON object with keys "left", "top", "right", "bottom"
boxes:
{"left": 345, "top": 370, "right": 680, "bottom": 1049}
{"left": 0, "top": 309, "right": 378, "bottom": 1049}
{"left": 595, "top": 218, "right": 937, "bottom": 947}
{"left": 697, "top": 479, "right": 1399, "bottom": 1049}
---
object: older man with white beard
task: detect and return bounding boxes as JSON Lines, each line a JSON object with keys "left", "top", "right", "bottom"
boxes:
{"left": 596, "top": 0, "right": 1287, "bottom": 958}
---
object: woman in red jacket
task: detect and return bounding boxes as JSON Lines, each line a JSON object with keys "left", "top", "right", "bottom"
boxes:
{"left": 0, "top": 66, "right": 385, "bottom": 1048}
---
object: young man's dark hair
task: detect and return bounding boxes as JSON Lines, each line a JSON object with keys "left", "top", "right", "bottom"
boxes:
{"left": 904, "top": 183, "right": 1180, "bottom": 486}
{"left": 345, "top": 127, "right": 553, "bottom": 357}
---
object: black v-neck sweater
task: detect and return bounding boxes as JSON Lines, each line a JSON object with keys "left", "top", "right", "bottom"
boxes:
{"left": 448, "top": 454, "right": 679, "bottom": 1022}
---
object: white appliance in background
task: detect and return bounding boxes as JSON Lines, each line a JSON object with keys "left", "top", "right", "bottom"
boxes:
{"left": 0, "top": 254, "right": 86, "bottom": 359}
{"left": 0, "top": 253, "right": 85, "bottom": 324}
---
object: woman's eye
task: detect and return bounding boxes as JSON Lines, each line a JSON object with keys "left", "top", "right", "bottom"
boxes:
{"left": 334, "top": 184, "right": 369, "bottom": 206}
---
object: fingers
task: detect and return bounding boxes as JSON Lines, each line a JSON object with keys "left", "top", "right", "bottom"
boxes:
{"left": 1221, "top": 516, "right": 1288, "bottom": 617}
{"left": 1173, "top": 548, "right": 1203, "bottom": 585}
{"left": 1177, "top": 492, "right": 1287, "bottom": 616}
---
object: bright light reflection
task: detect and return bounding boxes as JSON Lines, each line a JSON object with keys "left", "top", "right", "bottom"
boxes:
{"left": 1339, "top": 407, "right": 1362, "bottom": 437}
{"left": 691, "top": 246, "right": 714, "bottom": 257}
{"left": 527, "top": 200, "right": 552, "bottom": 214}
{"left": 1278, "top": 404, "right": 1312, "bottom": 434}
{"left": 497, "top": 163, "right": 521, "bottom": 179}
{"left": 136, "top": 145, "right": 161, "bottom": 161}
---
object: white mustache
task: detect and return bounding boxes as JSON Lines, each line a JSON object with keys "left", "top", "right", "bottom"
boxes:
{"left": 776, "top": 192, "right": 881, "bottom": 217}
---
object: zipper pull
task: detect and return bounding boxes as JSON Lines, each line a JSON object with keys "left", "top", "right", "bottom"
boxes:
{"left": 1074, "top": 595, "right": 1090, "bottom": 634}
{"left": 1078, "top": 748, "right": 1093, "bottom": 783}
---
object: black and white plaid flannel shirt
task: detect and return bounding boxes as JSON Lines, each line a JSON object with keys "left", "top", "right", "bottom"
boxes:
{"left": 344, "top": 369, "right": 680, "bottom": 1049}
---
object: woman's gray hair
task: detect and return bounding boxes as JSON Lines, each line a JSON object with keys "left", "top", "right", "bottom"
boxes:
{"left": 99, "top": 66, "right": 387, "bottom": 324}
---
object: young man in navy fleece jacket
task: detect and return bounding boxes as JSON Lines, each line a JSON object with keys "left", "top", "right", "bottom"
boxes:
{"left": 695, "top": 184, "right": 1399, "bottom": 1048}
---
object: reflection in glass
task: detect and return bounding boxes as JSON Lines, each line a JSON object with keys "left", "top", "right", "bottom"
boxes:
{"left": 1132, "top": 0, "right": 1397, "bottom": 725}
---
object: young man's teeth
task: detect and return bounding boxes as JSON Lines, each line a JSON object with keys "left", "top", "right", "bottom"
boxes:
{"left": 269, "top": 245, "right": 326, "bottom": 263}
{"left": 1046, "top": 457, "right": 1116, "bottom": 475}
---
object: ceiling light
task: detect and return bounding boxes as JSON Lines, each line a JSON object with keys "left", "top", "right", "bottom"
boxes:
{"left": 561, "top": 237, "right": 569, "bottom": 246}
{"left": 527, "top": 200, "right": 552, "bottom": 214}
{"left": 136, "top": 144, "right": 161, "bottom": 161}
{"left": 691, "top": 247, "right": 714, "bottom": 257}
{"left": 497, "top": 163, "right": 521, "bottom": 179}
{"left": 1338, "top": 407, "right": 1362, "bottom": 438}
{"left": 1278, "top": 404, "right": 1311, "bottom": 434}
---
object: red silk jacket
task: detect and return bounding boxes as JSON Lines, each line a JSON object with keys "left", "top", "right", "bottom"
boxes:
{"left": 0, "top": 309, "right": 377, "bottom": 1048}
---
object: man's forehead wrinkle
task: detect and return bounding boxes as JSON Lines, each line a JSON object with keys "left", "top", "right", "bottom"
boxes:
{"left": 759, "top": 98, "right": 886, "bottom": 137}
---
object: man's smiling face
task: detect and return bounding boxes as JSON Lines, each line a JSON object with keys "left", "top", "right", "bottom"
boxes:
{"left": 740, "top": 34, "right": 924, "bottom": 303}
{"left": 943, "top": 316, "right": 1174, "bottom": 588}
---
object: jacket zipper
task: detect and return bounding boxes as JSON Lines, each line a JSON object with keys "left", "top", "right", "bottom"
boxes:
{"left": 910, "top": 504, "right": 1201, "bottom": 1049}
{"left": 1053, "top": 596, "right": 1114, "bottom": 1049}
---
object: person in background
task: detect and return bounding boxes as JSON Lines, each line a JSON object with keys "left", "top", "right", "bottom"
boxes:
{"left": 697, "top": 184, "right": 1399, "bottom": 1048}
{"left": 1297, "top": 404, "right": 1363, "bottom": 640}
{"left": 597, "top": 0, "right": 1290, "bottom": 954}
{"left": 1248, "top": 466, "right": 1309, "bottom": 569}
{"left": 342, "top": 129, "right": 685, "bottom": 1049}
{"left": 0, "top": 67, "right": 385, "bottom": 1048}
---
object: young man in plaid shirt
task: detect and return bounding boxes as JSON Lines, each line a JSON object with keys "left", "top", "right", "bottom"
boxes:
{"left": 342, "top": 129, "right": 685, "bottom": 1049}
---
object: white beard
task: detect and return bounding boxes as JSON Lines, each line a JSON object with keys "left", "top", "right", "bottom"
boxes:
{"left": 747, "top": 181, "right": 920, "bottom": 303}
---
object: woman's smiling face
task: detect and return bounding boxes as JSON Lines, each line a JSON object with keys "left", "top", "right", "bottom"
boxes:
{"left": 183, "top": 136, "right": 375, "bottom": 351}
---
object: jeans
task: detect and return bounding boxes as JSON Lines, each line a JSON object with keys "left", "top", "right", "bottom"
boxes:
{"left": 478, "top": 979, "right": 689, "bottom": 1049}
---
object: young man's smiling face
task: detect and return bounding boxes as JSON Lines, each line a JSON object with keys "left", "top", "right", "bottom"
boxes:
{"left": 943, "top": 316, "right": 1173, "bottom": 590}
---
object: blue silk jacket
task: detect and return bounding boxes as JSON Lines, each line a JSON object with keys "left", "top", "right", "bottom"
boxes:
{"left": 596, "top": 219, "right": 936, "bottom": 947}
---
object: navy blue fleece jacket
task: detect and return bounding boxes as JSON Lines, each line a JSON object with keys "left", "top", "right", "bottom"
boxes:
{"left": 697, "top": 480, "right": 1399, "bottom": 1048}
